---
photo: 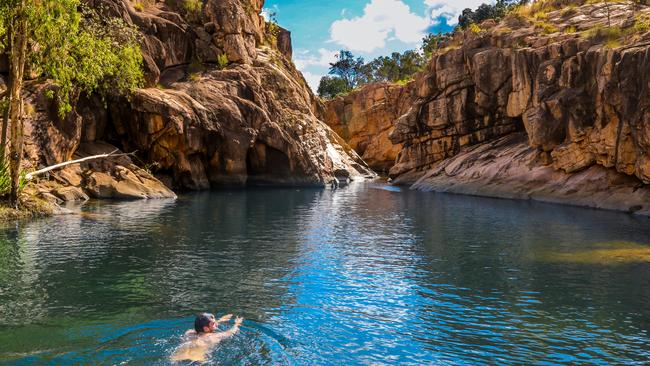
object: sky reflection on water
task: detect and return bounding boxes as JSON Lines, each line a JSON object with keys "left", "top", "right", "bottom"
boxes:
{"left": 0, "top": 183, "right": 649, "bottom": 365}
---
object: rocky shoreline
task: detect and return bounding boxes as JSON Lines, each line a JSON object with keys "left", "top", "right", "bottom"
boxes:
{"left": 401, "top": 133, "right": 650, "bottom": 216}
{"left": 325, "top": 1, "right": 650, "bottom": 216}
{"left": 2, "top": 0, "right": 649, "bottom": 218}
{"left": 0, "top": 0, "right": 374, "bottom": 212}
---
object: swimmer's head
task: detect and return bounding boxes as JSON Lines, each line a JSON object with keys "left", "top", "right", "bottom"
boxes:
{"left": 194, "top": 313, "right": 217, "bottom": 333}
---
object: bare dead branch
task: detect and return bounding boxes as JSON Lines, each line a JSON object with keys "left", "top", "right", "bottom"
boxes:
{"left": 25, "top": 149, "right": 137, "bottom": 181}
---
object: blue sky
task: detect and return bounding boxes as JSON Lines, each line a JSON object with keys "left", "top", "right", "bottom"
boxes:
{"left": 263, "top": 0, "right": 488, "bottom": 90}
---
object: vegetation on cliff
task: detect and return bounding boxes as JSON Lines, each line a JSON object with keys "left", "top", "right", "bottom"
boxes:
{"left": 323, "top": 0, "right": 650, "bottom": 214}
{"left": 0, "top": 0, "right": 144, "bottom": 207}
{"left": 318, "top": 50, "right": 425, "bottom": 99}
{"left": 318, "top": 0, "right": 650, "bottom": 100}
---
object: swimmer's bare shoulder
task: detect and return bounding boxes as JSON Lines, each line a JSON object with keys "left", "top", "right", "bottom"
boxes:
{"left": 170, "top": 316, "right": 244, "bottom": 363}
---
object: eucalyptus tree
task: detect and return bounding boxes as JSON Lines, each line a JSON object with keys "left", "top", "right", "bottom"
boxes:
{"left": 328, "top": 51, "right": 365, "bottom": 90}
{"left": 0, "top": 0, "right": 144, "bottom": 206}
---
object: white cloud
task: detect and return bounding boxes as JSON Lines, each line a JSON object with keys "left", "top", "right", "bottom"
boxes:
{"left": 424, "top": 0, "right": 488, "bottom": 25}
{"left": 260, "top": 5, "right": 279, "bottom": 21}
{"left": 301, "top": 71, "right": 323, "bottom": 92}
{"left": 329, "top": 0, "right": 430, "bottom": 53}
{"left": 293, "top": 48, "right": 339, "bottom": 70}
{"left": 294, "top": 49, "right": 339, "bottom": 92}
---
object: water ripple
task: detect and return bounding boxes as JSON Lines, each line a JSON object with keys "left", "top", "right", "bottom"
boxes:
{"left": 0, "top": 185, "right": 649, "bottom": 365}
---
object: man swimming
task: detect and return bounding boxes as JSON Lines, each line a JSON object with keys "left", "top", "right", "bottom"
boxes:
{"left": 170, "top": 313, "right": 244, "bottom": 364}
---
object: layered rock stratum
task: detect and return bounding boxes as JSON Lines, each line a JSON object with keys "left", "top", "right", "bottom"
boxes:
{"left": 6, "top": 0, "right": 373, "bottom": 203}
{"left": 324, "top": 0, "right": 650, "bottom": 214}
{"left": 324, "top": 82, "right": 414, "bottom": 172}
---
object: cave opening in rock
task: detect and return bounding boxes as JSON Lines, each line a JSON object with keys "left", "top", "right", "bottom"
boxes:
{"left": 246, "top": 142, "right": 293, "bottom": 185}
{"left": 512, "top": 116, "right": 525, "bottom": 132}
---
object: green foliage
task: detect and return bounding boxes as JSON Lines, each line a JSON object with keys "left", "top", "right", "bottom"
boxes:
{"left": 265, "top": 10, "right": 280, "bottom": 45}
{"left": 421, "top": 32, "right": 448, "bottom": 58}
{"left": 317, "top": 76, "right": 349, "bottom": 99}
{"left": 217, "top": 53, "right": 229, "bottom": 69}
{"left": 458, "top": 0, "right": 523, "bottom": 28}
{"left": 564, "top": 26, "right": 578, "bottom": 34}
{"left": 469, "top": 23, "right": 483, "bottom": 33}
{"left": 360, "top": 50, "right": 425, "bottom": 84}
{"left": 560, "top": 6, "right": 578, "bottom": 18}
{"left": 164, "top": 0, "right": 202, "bottom": 23}
{"left": 0, "top": 14, "right": 5, "bottom": 52}
{"left": 395, "top": 76, "right": 414, "bottom": 85}
{"left": 581, "top": 25, "right": 622, "bottom": 42}
{"left": 0, "top": 99, "right": 7, "bottom": 118}
{"left": 328, "top": 50, "right": 366, "bottom": 90}
{"left": 0, "top": 160, "right": 26, "bottom": 197}
{"left": 318, "top": 48, "right": 426, "bottom": 99}
{"left": 536, "top": 21, "right": 559, "bottom": 34}
{"left": 633, "top": 14, "right": 650, "bottom": 33}
{"left": 0, "top": 0, "right": 144, "bottom": 116}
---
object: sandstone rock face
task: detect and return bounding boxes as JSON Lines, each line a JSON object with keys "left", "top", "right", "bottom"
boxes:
{"left": 88, "top": 0, "right": 265, "bottom": 85}
{"left": 324, "top": 83, "right": 414, "bottom": 172}
{"left": 412, "top": 133, "right": 650, "bottom": 215}
{"left": 20, "top": 0, "right": 372, "bottom": 198}
{"left": 25, "top": 142, "right": 176, "bottom": 202}
{"left": 390, "top": 2, "right": 650, "bottom": 186}
{"left": 109, "top": 50, "right": 372, "bottom": 189}
{"left": 388, "top": 44, "right": 523, "bottom": 177}
{"left": 326, "top": 1, "right": 650, "bottom": 213}
{"left": 275, "top": 26, "right": 293, "bottom": 60}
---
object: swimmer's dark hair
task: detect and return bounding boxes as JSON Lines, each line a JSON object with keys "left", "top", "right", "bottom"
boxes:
{"left": 194, "top": 313, "right": 215, "bottom": 333}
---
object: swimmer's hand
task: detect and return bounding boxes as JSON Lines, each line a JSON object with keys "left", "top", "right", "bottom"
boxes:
{"left": 234, "top": 316, "right": 244, "bottom": 327}
{"left": 218, "top": 314, "right": 233, "bottom": 323}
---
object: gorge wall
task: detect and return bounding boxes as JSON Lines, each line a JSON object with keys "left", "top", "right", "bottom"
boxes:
{"left": 8, "top": 0, "right": 373, "bottom": 203}
{"left": 324, "top": 1, "right": 650, "bottom": 214}
{"left": 324, "top": 83, "right": 414, "bottom": 172}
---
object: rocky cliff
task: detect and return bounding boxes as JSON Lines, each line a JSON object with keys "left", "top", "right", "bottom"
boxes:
{"left": 6, "top": 0, "right": 373, "bottom": 203}
{"left": 325, "top": 0, "right": 650, "bottom": 214}
{"left": 324, "top": 82, "right": 414, "bottom": 172}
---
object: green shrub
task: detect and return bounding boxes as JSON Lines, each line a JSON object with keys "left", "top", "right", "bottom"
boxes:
{"left": 217, "top": 53, "right": 229, "bottom": 69}
{"left": 395, "top": 77, "right": 413, "bottom": 85}
{"left": 536, "top": 21, "right": 559, "bottom": 34}
{"left": 633, "top": 15, "right": 650, "bottom": 33}
{"left": 469, "top": 23, "right": 482, "bottom": 34}
{"left": 0, "top": 160, "right": 26, "bottom": 197}
{"left": 582, "top": 25, "right": 622, "bottom": 43}
{"left": 564, "top": 26, "right": 578, "bottom": 34}
{"left": 560, "top": 6, "right": 577, "bottom": 18}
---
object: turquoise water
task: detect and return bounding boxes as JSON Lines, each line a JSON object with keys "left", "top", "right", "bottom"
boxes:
{"left": 0, "top": 182, "right": 649, "bottom": 365}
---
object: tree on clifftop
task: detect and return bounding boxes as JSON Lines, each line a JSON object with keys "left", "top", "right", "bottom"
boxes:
{"left": 317, "top": 76, "right": 350, "bottom": 99}
{"left": 458, "top": 0, "right": 522, "bottom": 28}
{"left": 328, "top": 50, "right": 365, "bottom": 90}
{"left": 0, "top": 0, "right": 144, "bottom": 206}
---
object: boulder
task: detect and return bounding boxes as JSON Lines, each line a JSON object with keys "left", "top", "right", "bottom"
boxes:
{"left": 53, "top": 186, "right": 90, "bottom": 202}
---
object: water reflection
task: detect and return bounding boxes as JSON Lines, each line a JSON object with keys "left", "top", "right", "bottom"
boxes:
{"left": 0, "top": 184, "right": 649, "bottom": 365}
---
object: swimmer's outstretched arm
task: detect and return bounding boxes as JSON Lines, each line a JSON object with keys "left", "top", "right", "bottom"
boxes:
{"left": 206, "top": 316, "right": 244, "bottom": 345}
{"left": 216, "top": 313, "right": 233, "bottom": 325}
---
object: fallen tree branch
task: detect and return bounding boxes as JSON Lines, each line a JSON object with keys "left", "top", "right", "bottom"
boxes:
{"left": 25, "top": 149, "right": 137, "bottom": 181}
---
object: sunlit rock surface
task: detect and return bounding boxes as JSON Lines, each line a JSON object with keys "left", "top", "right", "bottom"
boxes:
{"left": 326, "top": 1, "right": 650, "bottom": 214}
{"left": 14, "top": 0, "right": 373, "bottom": 201}
{"left": 324, "top": 82, "right": 414, "bottom": 172}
